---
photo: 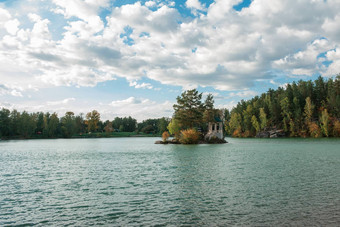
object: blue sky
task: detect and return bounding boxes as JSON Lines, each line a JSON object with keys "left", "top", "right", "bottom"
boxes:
{"left": 0, "top": 0, "right": 340, "bottom": 121}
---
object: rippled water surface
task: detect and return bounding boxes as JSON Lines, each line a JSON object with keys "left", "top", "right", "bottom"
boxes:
{"left": 1, "top": 138, "right": 339, "bottom": 226}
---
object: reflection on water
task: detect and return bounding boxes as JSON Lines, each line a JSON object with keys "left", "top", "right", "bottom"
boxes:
{"left": 0, "top": 138, "right": 339, "bottom": 226}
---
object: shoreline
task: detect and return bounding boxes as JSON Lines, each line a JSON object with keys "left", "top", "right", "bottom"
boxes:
{"left": 0, "top": 133, "right": 160, "bottom": 141}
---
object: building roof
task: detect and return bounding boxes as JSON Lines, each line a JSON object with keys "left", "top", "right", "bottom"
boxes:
{"left": 214, "top": 116, "right": 223, "bottom": 122}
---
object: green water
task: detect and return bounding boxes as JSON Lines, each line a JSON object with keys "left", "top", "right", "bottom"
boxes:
{"left": 0, "top": 138, "right": 339, "bottom": 226}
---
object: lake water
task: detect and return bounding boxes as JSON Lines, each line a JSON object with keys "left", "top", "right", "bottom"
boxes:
{"left": 0, "top": 137, "right": 339, "bottom": 226}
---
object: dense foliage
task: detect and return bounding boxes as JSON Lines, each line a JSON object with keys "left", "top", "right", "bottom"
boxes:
{"left": 0, "top": 108, "right": 169, "bottom": 139}
{"left": 137, "top": 117, "right": 170, "bottom": 134}
{"left": 226, "top": 76, "right": 340, "bottom": 138}
{"left": 2, "top": 76, "right": 339, "bottom": 140}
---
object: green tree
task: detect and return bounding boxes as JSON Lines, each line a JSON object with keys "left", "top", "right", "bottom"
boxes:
{"left": 304, "top": 97, "right": 314, "bottom": 126}
{"left": 292, "top": 97, "right": 302, "bottom": 134}
{"left": 228, "top": 112, "right": 242, "bottom": 136}
{"left": 320, "top": 109, "right": 330, "bottom": 137}
{"left": 0, "top": 108, "right": 11, "bottom": 137}
{"left": 19, "top": 111, "right": 36, "bottom": 138}
{"left": 158, "top": 117, "right": 169, "bottom": 134}
{"left": 75, "top": 113, "right": 85, "bottom": 134}
{"left": 167, "top": 118, "right": 181, "bottom": 139}
{"left": 251, "top": 115, "right": 260, "bottom": 134}
{"left": 9, "top": 109, "right": 21, "bottom": 136}
{"left": 61, "top": 111, "right": 76, "bottom": 138}
{"left": 259, "top": 108, "right": 267, "bottom": 130}
{"left": 42, "top": 112, "right": 50, "bottom": 137}
{"left": 48, "top": 113, "right": 59, "bottom": 137}
{"left": 173, "top": 89, "right": 204, "bottom": 128}
{"left": 36, "top": 112, "right": 44, "bottom": 134}
{"left": 204, "top": 94, "right": 214, "bottom": 109}
{"left": 242, "top": 104, "right": 253, "bottom": 132}
{"left": 280, "top": 97, "right": 291, "bottom": 132}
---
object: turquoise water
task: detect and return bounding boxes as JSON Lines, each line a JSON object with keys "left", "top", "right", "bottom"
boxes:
{"left": 0, "top": 138, "right": 339, "bottom": 226}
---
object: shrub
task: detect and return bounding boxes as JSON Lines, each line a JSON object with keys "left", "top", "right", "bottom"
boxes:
{"left": 332, "top": 120, "right": 340, "bottom": 137}
{"left": 308, "top": 122, "right": 321, "bottom": 138}
{"left": 179, "top": 128, "right": 200, "bottom": 144}
{"left": 242, "top": 130, "right": 252, "bottom": 138}
{"left": 232, "top": 128, "right": 242, "bottom": 137}
{"left": 162, "top": 131, "right": 170, "bottom": 142}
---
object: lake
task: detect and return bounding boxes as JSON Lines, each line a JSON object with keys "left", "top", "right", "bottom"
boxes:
{"left": 0, "top": 137, "right": 339, "bottom": 226}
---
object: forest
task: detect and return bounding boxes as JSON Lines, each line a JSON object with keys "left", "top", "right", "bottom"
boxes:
{"left": 1, "top": 75, "right": 339, "bottom": 140}
{"left": 225, "top": 75, "right": 340, "bottom": 138}
{"left": 0, "top": 108, "right": 169, "bottom": 139}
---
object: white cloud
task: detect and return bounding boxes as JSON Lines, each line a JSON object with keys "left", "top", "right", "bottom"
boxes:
{"left": 322, "top": 13, "right": 340, "bottom": 42}
{"left": 217, "top": 100, "right": 237, "bottom": 112}
{"left": 186, "top": 0, "right": 202, "bottom": 9}
{"left": 0, "top": 84, "right": 23, "bottom": 97}
{"left": 108, "top": 97, "right": 173, "bottom": 120}
{"left": 4, "top": 19, "right": 20, "bottom": 35}
{"left": 323, "top": 49, "right": 340, "bottom": 77}
{"left": 110, "top": 97, "right": 144, "bottom": 106}
{"left": 0, "top": 8, "right": 11, "bottom": 25}
{"left": 129, "top": 81, "right": 153, "bottom": 89}
{"left": 1, "top": 0, "right": 340, "bottom": 107}
{"left": 47, "top": 98, "right": 76, "bottom": 106}
{"left": 145, "top": 1, "right": 156, "bottom": 7}
{"left": 228, "top": 90, "right": 258, "bottom": 98}
{"left": 273, "top": 38, "right": 332, "bottom": 76}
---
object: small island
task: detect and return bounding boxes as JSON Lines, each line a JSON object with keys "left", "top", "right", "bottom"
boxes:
{"left": 155, "top": 89, "right": 227, "bottom": 144}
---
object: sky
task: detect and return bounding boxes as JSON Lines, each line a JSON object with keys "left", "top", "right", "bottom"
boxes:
{"left": 0, "top": 0, "right": 340, "bottom": 121}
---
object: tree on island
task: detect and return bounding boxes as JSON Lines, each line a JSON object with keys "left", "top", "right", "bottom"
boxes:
{"left": 167, "top": 89, "right": 224, "bottom": 144}
{"left": 173, "top": 89, "right": 204, "bottom": 128}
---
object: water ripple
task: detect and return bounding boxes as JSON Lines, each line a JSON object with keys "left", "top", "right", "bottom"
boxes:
{"left": 0, "top": 138, "right": 339, "bottom": 226}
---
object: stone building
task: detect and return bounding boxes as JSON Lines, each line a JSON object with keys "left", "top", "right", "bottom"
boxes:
{"left": 205, "top": 116, "right": 224, "bottom": 140}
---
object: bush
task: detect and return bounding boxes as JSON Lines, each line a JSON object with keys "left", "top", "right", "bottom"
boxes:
{"left": 308, "top": 122, "right": 321, "bottom": 138}
{"left": 332, "top": 120, "right": 340, "bottom": 137}
{"left": 242, "top": 130, "right": 252, "bottom": 138}
{"left": 232, "top": 128, "right": 242, "bottom": 137}
{"left": 179, "top": 128, "right": 200, "bottom": 144}
{"left": 162, "top": 131, "right": 170, "bottom": 142}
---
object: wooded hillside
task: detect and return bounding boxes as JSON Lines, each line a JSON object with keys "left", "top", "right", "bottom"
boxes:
{"left": 225, "top": 75, "right": 340, "bottom": 138}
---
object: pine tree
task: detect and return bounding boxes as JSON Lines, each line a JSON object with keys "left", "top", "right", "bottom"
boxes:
{"left": 173, "top": 89, "right": 204, "bottom": 128}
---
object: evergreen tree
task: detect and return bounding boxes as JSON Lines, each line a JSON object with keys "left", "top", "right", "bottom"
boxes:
{"left": 48, "top": 113, "right": 59, "bottom": 137}
{"left": 61, "top": 112, "right": 76, "bottom": 138}
{"left": 173, "top": 89, "right": 204, "bottom": 128}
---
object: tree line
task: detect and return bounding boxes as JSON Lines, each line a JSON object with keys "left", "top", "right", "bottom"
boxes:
{"left": 1, "top": 75, "right": 339, "bottom": 140}
{"left": 225, "top": 75, "right": 340, "bottom": 137}
{"left": 0, "top": 108, "right": 170, "bottom": 139}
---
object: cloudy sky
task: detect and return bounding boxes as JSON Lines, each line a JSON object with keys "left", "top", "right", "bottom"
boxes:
{"left": 0, "top": 0, "right": 339, "bottom": 121}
